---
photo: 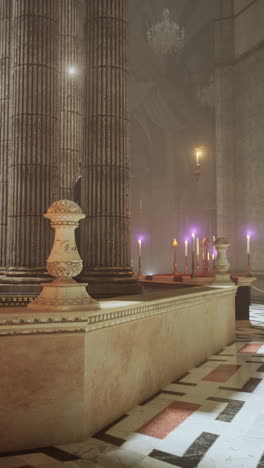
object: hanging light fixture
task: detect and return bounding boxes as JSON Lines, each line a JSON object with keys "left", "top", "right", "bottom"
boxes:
{"left": 147, "top": 9, "right": 184, "bottom": 56}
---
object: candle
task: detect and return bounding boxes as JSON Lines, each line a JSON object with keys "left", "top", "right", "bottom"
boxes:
{"left": 196, "top": 237, "right": 199, "bottom": 255}
{"left": 196, "top": 149, "right": 200, "bottom": 165}
{"left": 247, "top": 234, "right": 250, "bottom": 254}
{"left": 138, "top": 239, "right": 142, "bottom": 257}
{"left": 185, "top": 240, "right": 188, "bottom": 256}
{"left": 207, "top": 252, "right": 210, "bottom": 261}
{"left": 192, "top": 233, "right": 195, "bottom": 252}
{"left": 172, "top": 238, "right": 178, "bottom": 248}
{"left": 196, "top": 237, "right": 200, "bottom": 273}
{"left": 212, "top": 253, "right": 215, "bottom": 261}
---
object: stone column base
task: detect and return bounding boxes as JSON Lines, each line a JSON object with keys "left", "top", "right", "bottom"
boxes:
{"left": 28, "top": 278, "right": 100, "bottom": 312}
{"left": 0, "top": 267, "right": 53, "bottom": 296}
{"left": 79, "top": 267, "right": 143, "bottom": 298}
{"left": 0, "top": 267, "right": 52, "bottom": 283}
{"left": 0, "top": 267, "right": 52, "bottom": 296}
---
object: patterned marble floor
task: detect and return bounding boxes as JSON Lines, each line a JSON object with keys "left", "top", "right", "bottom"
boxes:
{"left": 2, "top": 327, "right": 264, "bottom": 468}
{"left": 250, "top": 304, "right": 264, "bottom": 329}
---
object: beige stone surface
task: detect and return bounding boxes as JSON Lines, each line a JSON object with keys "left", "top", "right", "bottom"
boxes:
{"left": 234, "top": 0, "right": 264, "bottom": 58}
{"left": 0, "top": 333, "right": 85, "bottom": 451}
{"left": 0, "top": 286, "right": 236, "bottom": 451}
{"left": 83, "top": 287, "right": 235, "bottom": 437}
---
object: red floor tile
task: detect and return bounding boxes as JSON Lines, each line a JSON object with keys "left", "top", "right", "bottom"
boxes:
{"left": 202, "top": 364, "right": 241, "bottom": 382}
{"left": 239, "top": 344, "right": 263, "bottom": 353}
{"left": 137, "top": 401, "right": 200, "bottom": 439}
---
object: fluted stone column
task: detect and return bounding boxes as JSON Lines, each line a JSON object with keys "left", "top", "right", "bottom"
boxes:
{"left": 3, "top": 0, "right": 59, "bottom": 287}
{"left": 58, "top": 0, "right": 84, "bottom": 200}
{"left": 0, "top": 0, "right": 11, "bottom": 269}
{"left": 215, "top": 1, "right": 236, "bottom": 267}
{"left": 81, "top": 0, "right": 141, "bottom": 297}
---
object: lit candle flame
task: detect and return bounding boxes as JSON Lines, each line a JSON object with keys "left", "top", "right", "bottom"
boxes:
{"left": 172, "top": 238, "right": 178, "bottom": 248}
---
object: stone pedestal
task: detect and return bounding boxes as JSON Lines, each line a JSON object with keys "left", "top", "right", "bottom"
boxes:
{"left": 0, "top": 286, "right": 236, "bottom": 451}
{"left": 213, "top": 237, "right": 233, "bottom": 285}
{"left": 28, "top": 200, "right": 99, "bottom": 312}
{"left": 80, "top": 0, "right": 142, "bottom": 298}
{"left": 232, "top": 276, "right": 256, "bottom": 327}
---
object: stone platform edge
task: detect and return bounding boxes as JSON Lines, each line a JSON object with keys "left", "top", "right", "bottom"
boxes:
{"left": 0, "top": 286, "right": 236, "bottom": 336}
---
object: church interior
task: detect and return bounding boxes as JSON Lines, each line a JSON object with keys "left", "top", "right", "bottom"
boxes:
{"left": 1, "top": 0, "right": 264, "bottom": 467}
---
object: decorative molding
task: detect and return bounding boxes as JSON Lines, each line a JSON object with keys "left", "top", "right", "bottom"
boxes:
{"left": 0, "top": 288, "right": 236, "bottom": 336}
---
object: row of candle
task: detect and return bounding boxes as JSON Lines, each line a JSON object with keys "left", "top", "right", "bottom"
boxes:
{"left": 137, "top": 233, "right": 252, "bottom": 276}
{"left": 138, "top": 233, "right": 252, "bottom": 255}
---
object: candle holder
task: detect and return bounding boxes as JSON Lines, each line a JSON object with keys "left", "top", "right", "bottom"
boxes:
{"left": 202, "top": 236, "right": 209, "bottom": 274}
{"left": 185, "top": 255, "right": 188, "bottom": 274}
{"left": 212, "top": 254, "right": 215, "bottom": 273}
{"left": 194, "top": 162, "right": 200, "bottom": 181}
{"left": 137, "top": 256, "right": 142, "bottom": 277}
{"left": 247, "top": 253, "right": 251, "bottom": 277}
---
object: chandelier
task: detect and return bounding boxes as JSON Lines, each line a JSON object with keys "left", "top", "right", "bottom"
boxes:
{"left": 147, "top": 9, "right": 184, "bottom": 56}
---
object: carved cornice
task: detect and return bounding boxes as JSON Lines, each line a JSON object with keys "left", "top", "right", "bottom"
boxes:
{"left": 0, "top": 287, "right": 236, "bottom": 336}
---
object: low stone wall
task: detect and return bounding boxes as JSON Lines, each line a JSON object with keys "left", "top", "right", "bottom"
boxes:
{"left": 0, "top": 286, "right": 236, "bottom": 452}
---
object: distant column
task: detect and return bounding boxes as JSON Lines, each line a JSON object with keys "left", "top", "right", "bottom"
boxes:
{"left": 0, "top": 0, "right": 11, "bottom": 269}
{"left": 81, "top": 0, "right": 141, "bottom": 297}
{"left": 214, "top": 1, "right": 236, "bottom": 266}
{"left": 4, "top": 0, "right": 59, "bottom": 286}
{"left": 58, "top": 0, "right": 84, "bottom": 200}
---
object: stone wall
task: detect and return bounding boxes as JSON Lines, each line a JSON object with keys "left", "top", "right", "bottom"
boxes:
{"left": 233, "top": 0, "right": 264, "bottom": 298}
{"left": 128, "top": 0, "right": 216, "bottom": 275}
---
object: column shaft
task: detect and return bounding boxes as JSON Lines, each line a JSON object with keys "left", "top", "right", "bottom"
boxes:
{"left": 58, "top": 0, "right": 84, "bottom": 200}
{"left": 81, "top": 0, "right": 141, "bottom": 297}
{"left": 215, "top": 1, "right": 236, "bottom": 266}
{"left": 0, "top": 0, "right": 11, "bottom": 268}
{"left": 6, "top": 0, "right": 59, "bottom": 279}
